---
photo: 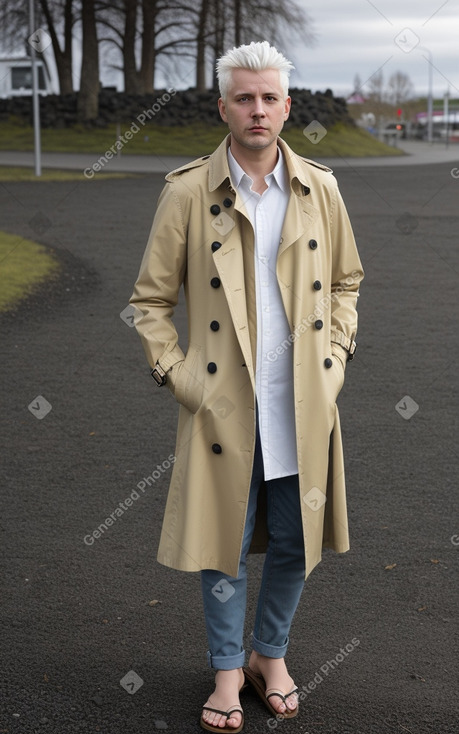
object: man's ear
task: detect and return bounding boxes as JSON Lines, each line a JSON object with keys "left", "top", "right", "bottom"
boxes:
{"left": 284, "top": 96, "right": 291, "bottom": 120}
{"left": 218, "top": 97, "right": 228, "bottom": 123}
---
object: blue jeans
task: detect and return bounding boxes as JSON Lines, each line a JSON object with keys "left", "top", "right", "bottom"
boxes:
{"left": 201, "top": 424, "right": 305, "bottom": 670}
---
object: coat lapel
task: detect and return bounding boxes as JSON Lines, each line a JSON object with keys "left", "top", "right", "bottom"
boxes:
{"left": 278, "top": 192, "right": 319, "bottom": 259}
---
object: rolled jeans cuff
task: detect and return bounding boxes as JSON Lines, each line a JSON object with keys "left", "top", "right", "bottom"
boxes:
{"left": 251, "top": 633, "right": 289, "bottom": 659}
{"left": 206, "top": 649, "right": 246, "bottom": 670}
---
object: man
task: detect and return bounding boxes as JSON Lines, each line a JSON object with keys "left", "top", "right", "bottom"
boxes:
{"left": 130, "top": 41, "right": 363, "bottom": 733}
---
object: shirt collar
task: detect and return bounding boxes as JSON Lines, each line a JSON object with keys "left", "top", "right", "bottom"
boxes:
{"left": 227, "top": 145, "right": 288, "bottom": 193}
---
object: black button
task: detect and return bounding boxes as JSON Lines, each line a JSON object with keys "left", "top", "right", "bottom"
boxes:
{"left": 210, "top": 204, "right": 221, "bottom": 215}
{"left": 314, "top": 320, "right": 323, "bottom": 330}
{"left": 223, "top": 197, "right": 233, "bottom": 208}
{"left": 309, "top": 239, "right": 318, "bottom": 250}
{"left": 210, "top": 320, "right": 220, "bottom": 331}
{"left": 313, "top": 280, "right": 322, "bottom": 290}
{"left": 210, "top": 277, "right": 221, "bottom": 288}
{"left": 212, "top": 443, "right": 222, "bottom": 454}
{"left": 324, "top": 358, "right": 333, "bottom": 369}
{"left": 211, "top": 241, "right": 222, "bottom": 252}
{"left": 207, "top": 362, "right": 217, "bottom": 373}
{"left": 303, "top": 185, "right": 310, "bottom": 196}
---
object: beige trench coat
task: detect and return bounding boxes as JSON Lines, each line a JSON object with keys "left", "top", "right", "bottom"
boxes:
{"left": 130, "top": 135, "right": 364, "bottom": 580}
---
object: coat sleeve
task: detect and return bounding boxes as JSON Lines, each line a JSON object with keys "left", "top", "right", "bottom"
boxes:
{"left": 129, "top": 181, "right": 187, "bottom": 389}
{"left": 329, "top": 184, "right": 364, "bottom": 365}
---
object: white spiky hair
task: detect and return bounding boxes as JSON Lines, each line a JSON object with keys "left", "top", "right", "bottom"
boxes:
{"left": 216, "top": 41, "right": 294, "bottom": 100}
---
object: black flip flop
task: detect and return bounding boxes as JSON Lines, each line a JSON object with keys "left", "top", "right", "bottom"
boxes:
{"left": 243, "top": 666, "right": 299, "bottom": 719}
{"left": 200, "top": 704, "right": 244, "bottom": 733}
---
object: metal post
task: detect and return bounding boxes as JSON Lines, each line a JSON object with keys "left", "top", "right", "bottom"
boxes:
{"left": 29, "top": 0, "right": 42, "bottom": 176}
{"left": 427, "top": 55, "right": 433, "bottom": 145}
{"left": 444, "top": 87, "right": 450, "bottom": 149}
{"left": 419, "top": 47, "right": 434, "bottom": 145}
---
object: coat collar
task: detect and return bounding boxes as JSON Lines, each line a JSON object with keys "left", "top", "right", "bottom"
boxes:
{"left": 208, "top": 133, "right": 332, "bottom": 194}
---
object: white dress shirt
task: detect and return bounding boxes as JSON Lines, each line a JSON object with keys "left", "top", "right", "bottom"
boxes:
{"left": 227, "top": 147, "right": 298, "bottom": 480}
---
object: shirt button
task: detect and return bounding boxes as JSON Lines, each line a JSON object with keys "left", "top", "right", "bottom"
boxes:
{"left": 313, "top": 280, "right": 322, "bottom": 290}
{"left": 207, "top": 362, "right": 217, "bottom": 373}
{"left": 212, "top": 443, "right": 222, "bottom": 454}
{"left": 223, "top": 198, "right": 233, "bottom": 208}
{"left": 210, "top": 277, "right": 221, "bottom": 288}
{"left": 210, "top": 204, "right": 221, "bottom": 215}
{"left": 314, "top": 320, "right": 323, "bottom": 330}
{"left": 210, "top": 320, "right": 220, "bottom": 331}
{"left": 324, "top": 358, "right": 333, "bottom": 368}
{"left": 211, "top": 241, "right": 222, "bottom": 252}
{"left": 309, "top": 239, "right": 318, "bottom": 250}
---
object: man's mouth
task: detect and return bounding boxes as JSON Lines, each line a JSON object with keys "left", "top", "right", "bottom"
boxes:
{"left": 249, "top": 125, "right": 266, "bottom": 131}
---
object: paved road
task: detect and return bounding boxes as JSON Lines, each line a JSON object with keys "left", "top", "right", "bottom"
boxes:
{"left": 1, "top": 154, "right": 459, "bottom": 734}
{"left": 1, "top": 139, "right": 458, "bottom": 175}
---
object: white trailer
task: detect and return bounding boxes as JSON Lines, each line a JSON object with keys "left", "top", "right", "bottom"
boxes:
{"left": 0, "top": 56, "right": 52, "bottom": 98}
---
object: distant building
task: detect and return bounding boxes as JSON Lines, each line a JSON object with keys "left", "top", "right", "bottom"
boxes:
{"left": 0, "top": 56, "right": 52, "bottom": 98}
{"left": 346, "top": 92, "right": 366, "bottom": 105}
{"left": 416, "top": 109, "right": 459, "bottom": 140}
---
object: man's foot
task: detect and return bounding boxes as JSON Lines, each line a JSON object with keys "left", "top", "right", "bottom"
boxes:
{"left": 201, "top": 668, "right": 245, "bottom": 730}
{"left": 247, "top": 651, "right": 298, "bottom": 716}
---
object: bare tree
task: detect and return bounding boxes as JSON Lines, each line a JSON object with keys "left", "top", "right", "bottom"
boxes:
{"left": 39, "top": 0, "right": 74, "bottom": 94}
{"left": 196, "top": 0, "right": 209, "bottom": 92}
{"left": 97, "top": 0, "right": 197, "bottom": 93}
{"left": 365, "top": 69, "right": 384, "bottom": 103}
{"left": 0, "top": 0, "right": 76, "bottom": 94}
{"left": 387, "top": 71, "right": 414, "bottom": 106}
{"left": 78, "top": 0, "right": 99, "bottom": 120}
{"left": 352, "top": 73, "right": 362, "bottom": 94}
{"left": 197, "top": 0, "right": 314, "bottom": 91}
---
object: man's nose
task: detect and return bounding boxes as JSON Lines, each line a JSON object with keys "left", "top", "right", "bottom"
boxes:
{"left": 252, "top": 98, "right": 266, "bottom": 117}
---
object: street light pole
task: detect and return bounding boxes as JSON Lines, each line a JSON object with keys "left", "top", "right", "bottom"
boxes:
{"left": 419, "top": 46, "right": 433, "bottom": 144}
{"left": 29, "top": 0, "right": 42, "bottom": 176}
{"left": 444, "top": 87, "right": 450, "bottom": 149}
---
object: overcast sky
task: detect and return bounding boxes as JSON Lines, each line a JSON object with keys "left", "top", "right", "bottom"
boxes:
{"left": 40, "top": 0, "right": 457, "bottom": 100}
{"left": 287, "top": 0, "right": 458, "bottom": 98}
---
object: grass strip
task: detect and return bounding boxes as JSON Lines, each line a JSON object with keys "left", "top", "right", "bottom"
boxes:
{"left": 0, "top": 231, "right": 60, "bottom": 312}
{"left": 0, "top": 121, "right": 403, "bottom": 158}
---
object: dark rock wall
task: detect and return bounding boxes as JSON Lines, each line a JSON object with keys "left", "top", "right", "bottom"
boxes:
{"left": 0, "top": 87, "right": 354, "bottom": 129}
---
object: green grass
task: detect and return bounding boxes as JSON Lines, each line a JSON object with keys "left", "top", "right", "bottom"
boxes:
{"left": 0, "top": 120, "right": 403, "bottom": 158}
{"left": 284, "top": 123, "right": 404, "bottom": 157}
{"left": 0, "top": 230, "right": 60, "bottom": 312}
{"left": 0, "top": 166, "right": 136, "bottom": 181}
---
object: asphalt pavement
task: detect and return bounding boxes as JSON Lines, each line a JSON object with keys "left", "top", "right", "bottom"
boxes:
{"left": 0, "top": 139, "right": 459, "bottom": 175}
{"left": 1, "top": 146, "right": 459, "bottom": 734}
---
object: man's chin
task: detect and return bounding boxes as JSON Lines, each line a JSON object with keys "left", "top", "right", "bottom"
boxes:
{"left": 240, "top": 133, "right": 277, "bottom": 150}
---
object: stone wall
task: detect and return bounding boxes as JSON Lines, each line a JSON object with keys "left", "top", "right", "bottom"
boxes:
{"left": 0, "top": 87, "right": 354, "bottom": 129}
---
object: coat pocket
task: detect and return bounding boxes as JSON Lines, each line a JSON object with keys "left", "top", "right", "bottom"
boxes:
{"left": 172, "top": 343, "right": 204, "bottom": 414}
{"left": 329, "top": 350, "right": 346, "bottom": 403}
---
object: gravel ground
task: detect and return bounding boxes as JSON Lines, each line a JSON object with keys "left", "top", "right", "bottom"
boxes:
{"left": 1, "top": 158, "right": 458, "bottom": 734}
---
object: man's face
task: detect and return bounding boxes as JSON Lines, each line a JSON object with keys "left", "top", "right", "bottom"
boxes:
{"left": 218, "top": 68, "right": 291, "bottom": 151}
